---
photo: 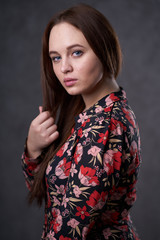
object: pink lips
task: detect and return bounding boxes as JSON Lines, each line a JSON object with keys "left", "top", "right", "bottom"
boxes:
{"left": 64, "top": 78, "right": 77, "bottom": 87}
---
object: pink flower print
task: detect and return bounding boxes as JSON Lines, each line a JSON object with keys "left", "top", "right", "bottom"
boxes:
{"left": 78, "top": 112, "right": 88, "bottom": 124}
{"left": 74, "top": 143, "right": 83, "bottom": 164}
{"left": 103, "top": 150, "right": 114, "bottom": 175}
{"left": 125, "top": 190, "right": 136, "bottom": 206}
{"left": 103, "top": 228, "right": 112, "bottom": 239}
{"left": 56, "top": 142, "right": 69, "bottom": 158}
{"left": 67, "top": 218, "right": 80, "bottom": 228}
{"left": 130, "top": 140, "right": 137, "bottom": 155}
{"left": 98, "top": 116, "right": 104, "bottom": 125}
{"left": 83, "top": 127, "right": 91, "bottom": 137}
{"left": 111, "top": 123, "right": 122, "bottom": 136}
{"left": 82, "top": 226, "right": 89, "bottom": 239}
{"left": 70, "top": 164, "right": 78, "bottom": 177}
{"left": 51, "top": 208, "right": 62, "bottom": 233}
{"left": 105, "top": 94, "right": 119, "bottom": 106}
{"left": 62, "top": 208, "right": 69, "bottom": 216}
{"left": 129, "top": 125, "right": 134, "bottom": 135}
{"left": 53, "top": 196, "right": 60, "bottom": 206}
{"left": 50, "top": 175, "right": 56, "bottom": 184}
{"left": 78, "top": 165, "right": 99, "bottom": 186}
{"left": 86, "top": 137, "right": 91, "bottom": 143}
{"left": 105, "top": 96, "right": 113, "bottom": 106}
{"left": 73, "top": 186, "right": 82, "bottom": 198}
{"left": 55, "top": 158, "right": 71, "bottom": 179}
{"left": 110, "top": 187, "right": 127, "bottom": 201}
{"left": 88, "top": 146, "right": 101, "bottom": 157}
{"left": 104, "top": 149, "right": 122, "bottom": 173}
{"left": 63, "top": 141, "right": 69, "bottom": 153}
{"left": 55, "top": 184, "right": 65, "bottom": 195}
{"left": 46, "top": 230, "right": 56, "bottom": 240}
{"left": 95, "top": 105, "right": 103, "bottom": 113}
{"left": 46, "top": 165, "right": 52, "bottom": 175}
{"left": 121, "top": 209, "right": 129, "bottom": 219}
{"left": 62, "top": 195, "right": 69, "bottom": 208}
{"left": 67, "top": 145, "right": 73, "bottom": 156}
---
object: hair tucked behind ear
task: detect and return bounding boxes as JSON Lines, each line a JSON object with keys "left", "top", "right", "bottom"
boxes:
{"left": 28, "top": 3, "right": 122, "bottom": 206}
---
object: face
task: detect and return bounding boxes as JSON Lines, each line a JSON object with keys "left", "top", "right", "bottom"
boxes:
{"left": 49, "top": 22, "right": 103, "bottom": 102}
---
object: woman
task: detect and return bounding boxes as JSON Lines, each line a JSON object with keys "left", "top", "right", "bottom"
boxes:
{"left": 22, "top": 4, "right": 141, "bottom": 240}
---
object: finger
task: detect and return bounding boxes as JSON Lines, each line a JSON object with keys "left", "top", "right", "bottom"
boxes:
{"left": 48, "top": 130, "right": 59, "bottom": 142}
{"left": 36, "top": 111, "right": 53, "bottom": 125}
{"left": 41, "top": 117, "right": 55, "bottom": 130}
{"left": 39, "top": 106, "right": 43, "bottom": 114}
{"left": 46, "top": 124, "right": 58, "bottom": 136}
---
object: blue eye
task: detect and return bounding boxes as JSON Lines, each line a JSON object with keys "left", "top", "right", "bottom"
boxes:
{"left": 51, "top": 56, "right": 61, "bottom": 62}
{"left": 73, "top": 50, "right": 83, "bottom": 57}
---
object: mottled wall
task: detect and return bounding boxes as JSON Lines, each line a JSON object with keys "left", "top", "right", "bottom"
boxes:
{"left": 1, "top": 0, "right": 160, "bottom": 239}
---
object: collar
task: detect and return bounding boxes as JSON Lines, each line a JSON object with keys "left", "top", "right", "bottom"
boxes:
{"left": 74, "top": 87, "right": 127, "bottom": 129}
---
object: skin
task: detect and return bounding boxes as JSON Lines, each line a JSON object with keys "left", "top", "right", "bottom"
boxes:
{"left": 27, "top": 22, "right": 119, "bottom": 158}
{"left": 27, "top": 106, "right": 59, "bottom": 158}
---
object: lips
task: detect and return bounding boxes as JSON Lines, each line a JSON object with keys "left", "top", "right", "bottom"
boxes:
{"left": 64, "top": 78, "right": 78, "bottom": 87}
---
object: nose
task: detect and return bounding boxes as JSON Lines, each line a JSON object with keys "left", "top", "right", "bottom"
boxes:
{"left": 61, "top": 57, "right": 73, "bottom": 73}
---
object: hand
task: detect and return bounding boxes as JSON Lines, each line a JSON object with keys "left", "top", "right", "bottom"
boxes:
{"left": 26, "top": 106, "right": 59, "bottom": 158}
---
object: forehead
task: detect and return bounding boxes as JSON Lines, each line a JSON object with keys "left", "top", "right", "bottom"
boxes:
{"left": 49, "top": 22, "right": 89, "bottom": 51}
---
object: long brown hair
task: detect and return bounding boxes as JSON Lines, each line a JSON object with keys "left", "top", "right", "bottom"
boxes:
{"left": 29, "top": 3, "right": 122, "bottom": 205}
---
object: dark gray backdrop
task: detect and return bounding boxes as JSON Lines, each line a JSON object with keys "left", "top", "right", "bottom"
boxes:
{"left": 1, "top": 0, "right": 160, "bottom": 239}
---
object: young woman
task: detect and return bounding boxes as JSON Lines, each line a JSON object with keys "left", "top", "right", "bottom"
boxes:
{"left": 22, "top": 4, "right": 141, "bottom": 240}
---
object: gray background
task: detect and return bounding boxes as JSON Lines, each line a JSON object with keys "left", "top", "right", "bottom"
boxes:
{"left": 0, "top": 0, "right": 160, "bottom": 239}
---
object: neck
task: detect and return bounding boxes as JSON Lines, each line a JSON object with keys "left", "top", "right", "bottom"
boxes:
{"left": 82, "top": 76, "right": 120, "bottom": 111}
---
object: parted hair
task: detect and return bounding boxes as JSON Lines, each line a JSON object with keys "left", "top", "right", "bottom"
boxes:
{"left": 29, "top": 3, "right": 122, "bottom": 205}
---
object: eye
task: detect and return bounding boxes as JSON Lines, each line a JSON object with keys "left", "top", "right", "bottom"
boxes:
{"left": 51, "top": 56, "right": 61, "bottom": 62}
{"left": 72, "top": 50, "right": 83, "bottom": 57}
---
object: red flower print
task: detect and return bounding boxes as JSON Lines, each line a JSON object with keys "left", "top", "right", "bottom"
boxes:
{"left": 55, "top": 158, "right": 72, "bottom": 179}
{"left": 114, "top": 151, "right": 122, "bottom": 171}
{"left": 56, "top": 147, "right": 64, "bottom": 157}
{"left": 79, "top": 165, "right": 99, "bottom": 186}
{"left": 105, "top": 94, "right": 120, "bottom": 107}
{"left": 104, "top": 149, "right": 122, "bottom": 173}
{"left": 101, "top": 210, "right": 119, "bottom": 224}
{"left": 73, "top": 143, "right": 83, "bottom": 164}
{"left": 51, "top": 208, "right": 62, "bottom": 233}
{"left": 78, "top": 128, "right": 83, "bottom": 137}
{"left": 75, "top": 206, "right": 90, "bottom": 219}
{"left": 82, "top": 118, "right": 90, "bottom": 127}
{"left": 59, "top": 236, "right": 72, "bottom": 240}
{"left": 104, "top": 106, "right": 112, "bottom": 112}
{"left": 122, "top": 108, "right": 135, "bottom": 127}
{"left": 97, "top": 130, "right": 109, "bottom": 145}
{"left": 56, "top": 142, "right": 69, "bottom": 157}
{"left": 110, "top": 119, "right": 126, "bottom": 132}
{"left": 86, "top": 190, "right": 107, "bottom": 209}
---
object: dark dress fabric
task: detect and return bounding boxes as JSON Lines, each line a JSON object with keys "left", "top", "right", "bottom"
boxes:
{"left": 22, "top": 88, "right": 141, "bottom": 240}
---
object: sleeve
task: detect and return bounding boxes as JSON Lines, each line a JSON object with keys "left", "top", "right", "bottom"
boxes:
{"left": 50, "top": 115, "right": 125, "bottom": 239}
{"left": 21, "top": 140, "right": 43, "bottom": 191}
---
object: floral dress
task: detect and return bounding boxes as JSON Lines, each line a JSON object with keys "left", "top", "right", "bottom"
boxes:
{"left": 22, "top": 88, "right": 141, "bottom": 240}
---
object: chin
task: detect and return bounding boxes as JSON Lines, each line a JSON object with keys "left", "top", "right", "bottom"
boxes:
{"left": 66, "top": 89, "right": 81, "bottom": 96}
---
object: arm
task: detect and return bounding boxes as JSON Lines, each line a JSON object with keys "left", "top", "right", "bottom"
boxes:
{"left": 21, "top": 106, "right": 59, "bottom": 190}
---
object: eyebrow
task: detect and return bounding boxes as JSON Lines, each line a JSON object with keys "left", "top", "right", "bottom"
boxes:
{"left": 49, "top": 44, "right": 85, "bottom": 55}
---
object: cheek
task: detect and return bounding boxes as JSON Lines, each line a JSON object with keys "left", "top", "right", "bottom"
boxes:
{"left": 77, "top": 57, "right": 103, "bottom": 80}
{"left": 76, "top": 55, "right": 103, "bottom": 76}
{"left": 53, "top": 65, "right": 62, "bottom": 82}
